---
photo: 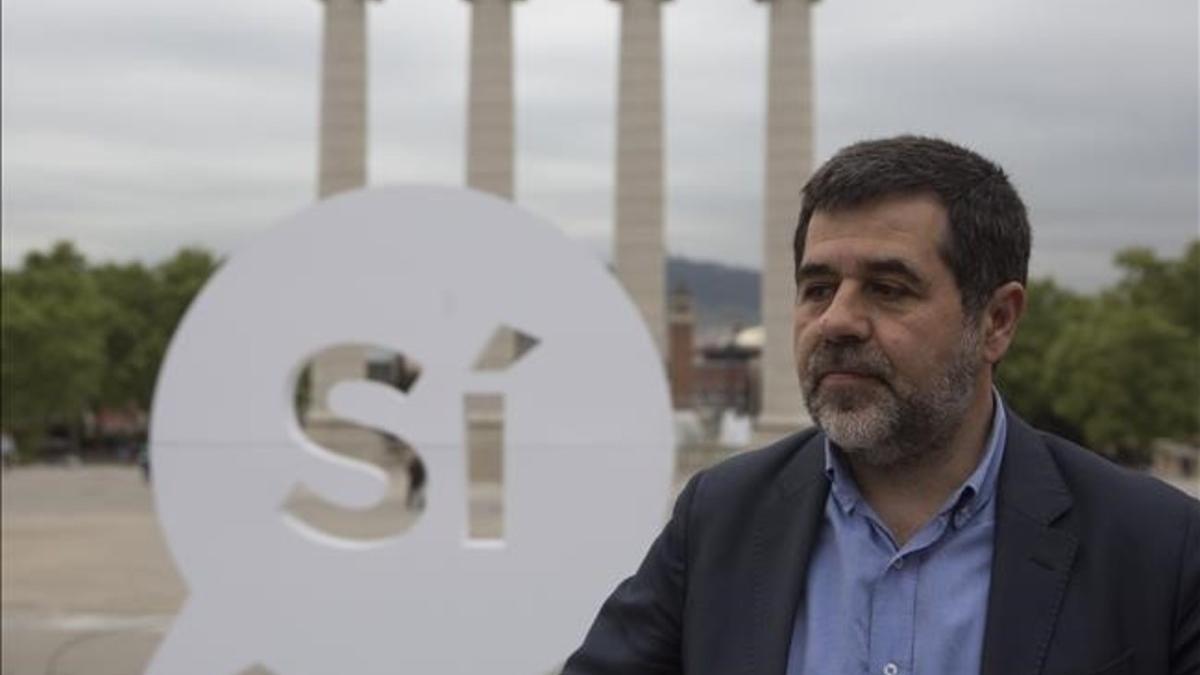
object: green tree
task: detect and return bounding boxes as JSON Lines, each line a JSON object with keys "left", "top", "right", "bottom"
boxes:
{"left": 146, "top": 248, "right": 218, "bottom": 401}
{"left": 1041, "top": 298, "right": 1199, "bottom": 466}
{"left": 998, "top": 279, "right": 1090, "bottom": 443}
{"left": 1, "top": 242, "right": 107, "bottom": 455}
{"left": 93, "top": 261, "right": 159, "bottom": 410}
{"left": 92, "top": 248, "right": 218, "bottom": 412}
{"left": 156, "top": 247, "right": 218, "bottom": 325}
{"left": 1111, "top": 241, "right": 1200, "bottom": 338}
{"left": 1000, "top": 242, "right": 1199, "bottom": 465}
{"left": 2, "top": 242, "right": 219, "bottom": 458}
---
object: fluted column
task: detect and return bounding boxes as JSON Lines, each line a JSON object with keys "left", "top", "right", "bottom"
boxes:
{"left": 755, "top": 0, "right": 814, "bottom": 444}
{"left": 317, "top": 0, "right": 373, "bottom": 199}
{"left": 614, "top": 0, "right": 668, "bottom": 356}
{"left": 466, "top": 0, "right": 517, "bottom": 199}
{"left": 463, "top": 0, "right": 521, "bottom": 521}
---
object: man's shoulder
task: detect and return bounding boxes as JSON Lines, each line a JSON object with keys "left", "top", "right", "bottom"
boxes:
{"left": 683, "top": 427, "right": 825, "bottom": 512}
{"left": 1027, "top": 427, "right": 1199, "bottom": 524}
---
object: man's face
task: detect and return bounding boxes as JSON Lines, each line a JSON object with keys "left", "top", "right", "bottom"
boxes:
{"left": 793, "top": 193, "right": 985, "bottom": 466}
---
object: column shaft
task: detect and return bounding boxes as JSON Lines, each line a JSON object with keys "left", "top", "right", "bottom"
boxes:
{"left": 614, "top": 0, "right": 667, "bottom": 355}
{"left": 464, "top": 0, "right": 518, "bottom": 503}
{"left": 466, "top": 0, "right": 516, "bottom": 199}
{"left": 318, "top": 0, "right": 369, "bottom": 199}
{"left": 757, "top": 0, "right": 813, "bottom": 442}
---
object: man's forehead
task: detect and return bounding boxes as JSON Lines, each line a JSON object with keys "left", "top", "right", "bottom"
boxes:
{"left": 797, "top": 256, "right": 922, "bottom": 278}
{"left": 803, "top": 195, "right": 949, "bottom": 264}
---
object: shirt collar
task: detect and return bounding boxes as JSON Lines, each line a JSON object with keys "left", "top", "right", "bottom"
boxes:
{"left": 823, "top": 389, "right": 1009, "bottom": 525}
{"left": 823, "top": 441, "right": 864, "bottom": 515}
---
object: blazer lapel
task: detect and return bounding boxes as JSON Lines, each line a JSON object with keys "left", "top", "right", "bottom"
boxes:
{"left": 981, "top": 414, "right": 1079, "bottom": 675}
{"left": 748, "top": 432, "right": 829, "bottom": 675}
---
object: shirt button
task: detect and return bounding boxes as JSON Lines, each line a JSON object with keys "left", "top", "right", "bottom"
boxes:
{"left": 892, "top": 558, "right": 904, "bottom": 570}
{"left": 883, "top": 663, "right": 899, "bottom": 675}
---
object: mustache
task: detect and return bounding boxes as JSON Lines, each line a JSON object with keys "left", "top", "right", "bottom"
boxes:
{"left": 804, "top": 343, "right": 894, "bottom": 383}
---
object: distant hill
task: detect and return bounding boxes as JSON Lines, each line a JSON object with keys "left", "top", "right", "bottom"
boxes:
{"left": 666, "top": 257, "right": 760, "bottom": 334}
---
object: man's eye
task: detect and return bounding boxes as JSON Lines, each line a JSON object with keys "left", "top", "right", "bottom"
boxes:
{"left": 869, "top": 282, "right": 908, "bottom": 299}
{"left": 801, "top": 284, "right": 834, "bottom": 301}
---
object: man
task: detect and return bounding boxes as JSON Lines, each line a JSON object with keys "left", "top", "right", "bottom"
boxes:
{"left": 564, "top": 136, "right": 1199, "bottom": 674}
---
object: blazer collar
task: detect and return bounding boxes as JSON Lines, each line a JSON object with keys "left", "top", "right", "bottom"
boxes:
{"left": 981, "top": 411, "right": 1079, "bottom": 675}
{"left": 745, "top": 413, "right": 1081, "bottom": 675}
{"left": 748, "top": 429, "right": 828, "bottom": 675}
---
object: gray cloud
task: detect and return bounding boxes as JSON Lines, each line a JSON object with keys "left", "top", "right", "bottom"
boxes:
{"left": 808, "top": 0, "right": 1198, "bottom": 288}
{"left": 2, "top": 0, "right": 1196, "bottom": 293}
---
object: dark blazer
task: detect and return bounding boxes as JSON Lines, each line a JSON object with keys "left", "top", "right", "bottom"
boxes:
{"left": 564, "top": 413, "right": 1200, "bottom": 675}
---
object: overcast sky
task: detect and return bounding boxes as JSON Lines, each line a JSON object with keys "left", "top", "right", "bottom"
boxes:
{"left": 2, "top": 0, "right": 1196, "bottom": 290}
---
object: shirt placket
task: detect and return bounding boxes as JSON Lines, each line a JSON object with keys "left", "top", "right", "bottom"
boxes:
{"left": 862, "top": 507, "right": 956, "bottom": 675}
{"left": 868, "top": 550, "right": 918, "bottom": 675}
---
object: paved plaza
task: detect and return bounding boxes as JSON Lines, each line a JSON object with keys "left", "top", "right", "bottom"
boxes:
{"left": 0, "top": 451, "right": 707, "bottom": 675}
{"left": 2, "top": 466, "right": 182, "bottom": 675}
{"left": 3, "top": 453, "right": 1194, "bottom": 674}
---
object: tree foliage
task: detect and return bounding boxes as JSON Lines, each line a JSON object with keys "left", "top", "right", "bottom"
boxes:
{"left": 1, "top": 243, "right": 108, "bottom": 451}
{"left": 1111, "top": 241, "right": 1200, "bottom": 337}
{"left": 1043, "top": 302, "right": 1198, "bottom": 465}
{"left": 997, "top": 279, "right": 1089, "bottom": 442}
{"left": 92, "top": 248, "right": 219, "bottom": 411}
{"left": 1, "top": 242, "right": 218, "bottom": 457}
{"left": 999, "top": 241, "right": 1200, "bottom": 465}
{"left": 93, "top": 261, "right": 158, "bottom": 409}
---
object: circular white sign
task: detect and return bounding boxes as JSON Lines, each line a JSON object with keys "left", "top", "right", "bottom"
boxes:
{"left": 147, "top": 187, "right": 674, "bottom": 674}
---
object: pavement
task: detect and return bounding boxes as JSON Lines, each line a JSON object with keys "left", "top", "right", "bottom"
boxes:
{"left": 2, "top": 466, "right": 183, "bottom": 675}
{"left": 0, "top": 464, "right": 524, "bottom": 674}
{"left": 3, "top": 453, "right": 1194, "bottom": 674}
{"left": 1, "top": 457, "right": 697, "bottom": 675}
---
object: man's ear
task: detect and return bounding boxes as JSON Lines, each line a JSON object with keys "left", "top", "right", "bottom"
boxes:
{"left": 980, "top": 281, "right": 1026, "bottom": 365}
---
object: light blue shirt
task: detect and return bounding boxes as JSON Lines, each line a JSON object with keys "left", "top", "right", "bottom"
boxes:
{"left": 787, "top": 393, "right": 1008, "bottom": 675}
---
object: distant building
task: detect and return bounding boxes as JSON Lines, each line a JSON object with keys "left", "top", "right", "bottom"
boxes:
{"left": 89, "top": 406, "right": 148, "bottom": 438}
{"left": 666, "top": 286, "right": 762, "bottom": 417}
{"left": 664, "top": 290, "right": 764, "bottom": 455}
{"left": 694, "top": 326, "right": 760, "bottom": 416}
{"left": 668, "top": 285, "right": 696, "bottom": 409}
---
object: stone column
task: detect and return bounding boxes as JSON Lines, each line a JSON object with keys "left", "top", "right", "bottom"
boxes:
{"left": 463, "top": 0, "right": 521, "bottom": 516}
{"left": 317, "top": 0, "right": 373, "bottom": 199}
{"left": 754, "top": 0, "right": 814, "bottom": 444}
{"left": 613, "top": 0, "right": 668, "bottom": 356}
{"left": 462, "top": 0, "right": 521, "bottom": 373}
{"left": 466, "top": 0, "right": 518, "bottom": 199}
{"left": 308, "top": 0, "right": 376, "bottom": 435}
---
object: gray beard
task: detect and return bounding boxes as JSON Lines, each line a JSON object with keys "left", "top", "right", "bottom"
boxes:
{"left": 800, "top": 328, "right": 981, "bottom": 468}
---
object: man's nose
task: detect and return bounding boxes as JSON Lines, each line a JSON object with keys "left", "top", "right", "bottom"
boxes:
{"left": 818, "top": 285, "right": 871, "bottom": 343}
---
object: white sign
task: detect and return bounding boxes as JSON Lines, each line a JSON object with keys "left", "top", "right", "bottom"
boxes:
{"left": 147, "top": 187, "right": 674, "bottom": 674}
